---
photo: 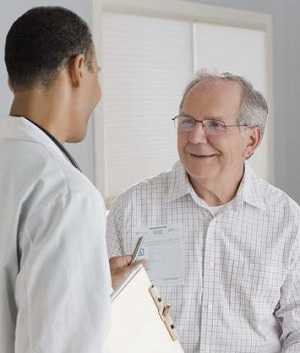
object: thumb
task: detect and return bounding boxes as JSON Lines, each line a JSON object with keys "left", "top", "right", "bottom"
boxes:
{"left": 109, "top": 255, "right": 132, "bottom": 269}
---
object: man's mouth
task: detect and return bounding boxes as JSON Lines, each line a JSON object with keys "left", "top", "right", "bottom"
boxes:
{"left": 189, "top": 153, "right": 217, "bottom": 158}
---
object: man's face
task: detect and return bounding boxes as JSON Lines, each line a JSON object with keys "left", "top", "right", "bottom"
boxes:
{"left": 70, "top": 48, "right": 101, "bottom": 142}
{"left": 85, "top": 50, "right": 102, "bottom": 115}
{"left": 177, "top": 80, "right": 254, "bottom": 184}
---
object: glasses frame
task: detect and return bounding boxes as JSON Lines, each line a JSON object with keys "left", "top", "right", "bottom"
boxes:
{"left": 172, "top": 114, "right": 253, "bottom": 136}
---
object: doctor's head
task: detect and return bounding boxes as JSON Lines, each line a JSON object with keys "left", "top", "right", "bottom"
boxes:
{"left": 5, "top": 6, "right": 101, "bottom": 142}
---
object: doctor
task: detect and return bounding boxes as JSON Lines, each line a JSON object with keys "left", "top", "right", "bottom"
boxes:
{"left": 0, "top": 7, "right": 111, "bottom": 353}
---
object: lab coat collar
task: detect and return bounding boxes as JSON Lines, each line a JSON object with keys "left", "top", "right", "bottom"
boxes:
{"left": 1, "top": 116, "right": 70, "bottom": 164}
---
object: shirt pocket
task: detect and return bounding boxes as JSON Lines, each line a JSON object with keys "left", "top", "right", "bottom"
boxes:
{"left": 227, "top": 259, "right": 284, "bottom": 313}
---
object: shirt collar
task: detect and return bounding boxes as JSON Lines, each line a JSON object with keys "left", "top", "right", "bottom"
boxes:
{"left": 234, "top": 162, "right": 266, "bottom": 211}
{"left": 166, "top": 161, "right": 192, "bottom": 202}
{"left": 167, "top": 160, "right": 266, "bottom": 211}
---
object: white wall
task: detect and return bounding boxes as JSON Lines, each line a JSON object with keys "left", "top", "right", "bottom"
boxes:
{"left": 2, "top": 0, "right": 300, "bottom": 203}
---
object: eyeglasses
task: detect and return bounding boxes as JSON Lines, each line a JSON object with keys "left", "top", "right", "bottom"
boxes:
{"left": 172, "top": 114, "right": 250, "bottom": 136}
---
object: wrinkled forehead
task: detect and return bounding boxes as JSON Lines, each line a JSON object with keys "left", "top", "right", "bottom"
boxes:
{"left": 181, "top": 79, "right": 243, "bottom": 120}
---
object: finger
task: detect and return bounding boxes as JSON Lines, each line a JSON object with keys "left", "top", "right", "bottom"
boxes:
{"left": 128, "top": 259, "right": 147, "bottom": 270}
{"left": 134, "top": 259, "right": 145, "bottom": 265}
{"left": 109, "top": 255, "right": 132, "bottom": 269}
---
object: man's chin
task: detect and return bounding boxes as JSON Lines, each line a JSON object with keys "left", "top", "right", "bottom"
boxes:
{"left": 188, "top": 170, "right": 216, "bottom": 181}
{"left": 184, "top": 161, "right": 218, "bottom": 180}
{"left": 66, "top": 133, "right": 85, "bottom": 143}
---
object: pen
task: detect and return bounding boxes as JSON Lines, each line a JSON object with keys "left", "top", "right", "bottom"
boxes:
{"left": 129, "top": 236, "right": 144, "bottom": 265}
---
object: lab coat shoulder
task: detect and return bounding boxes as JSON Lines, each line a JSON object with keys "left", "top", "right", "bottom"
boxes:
{"left": 2, "top": 134, "right": 104, "bottom": 212}
{"left": 0, "top": 124, "right": 106, "bottom": 251}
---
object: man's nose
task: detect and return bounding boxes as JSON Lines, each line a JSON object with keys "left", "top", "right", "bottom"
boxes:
{"left": 188, "top": 123, "right": 208, "bottom": 144}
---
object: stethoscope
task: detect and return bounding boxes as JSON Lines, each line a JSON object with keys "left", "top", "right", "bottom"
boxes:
{"left": 23, "top": 117, "right": 81, "bottom": 171}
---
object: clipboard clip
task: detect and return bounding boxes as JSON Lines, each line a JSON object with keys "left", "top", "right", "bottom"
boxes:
{"left": 149, "top": 285, "right": 177, "bottom": 341}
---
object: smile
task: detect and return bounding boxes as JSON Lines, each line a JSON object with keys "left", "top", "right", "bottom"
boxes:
{"left": 189, "top": 153, "right": 217, "bottom": 158}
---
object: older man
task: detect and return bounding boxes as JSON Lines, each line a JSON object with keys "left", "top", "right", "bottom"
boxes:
{"left": 107, "top": 72, "right": 300, "bottom": 353}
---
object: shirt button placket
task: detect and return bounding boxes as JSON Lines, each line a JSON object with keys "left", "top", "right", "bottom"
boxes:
{"left": 200, "top": 217, "right": 216, "bottom": 353}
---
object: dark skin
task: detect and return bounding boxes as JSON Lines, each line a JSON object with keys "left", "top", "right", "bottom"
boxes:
{"left": 110, "top": 256, "right": 133, "bottom": 289}
{"left": 109, "top": 256, "right": 146, "bottom": 289}
{"left": 10, "top": 50, "right": 101, "bottom": 144}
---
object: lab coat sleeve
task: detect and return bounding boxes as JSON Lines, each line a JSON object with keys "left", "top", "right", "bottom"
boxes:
{"left": 15, "top": 191, "right": 111, "bottom": 353}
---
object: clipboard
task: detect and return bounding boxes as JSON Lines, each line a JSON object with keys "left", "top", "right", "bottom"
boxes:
{"left": 104, "top": 265, "right": 185, "bottom": 353}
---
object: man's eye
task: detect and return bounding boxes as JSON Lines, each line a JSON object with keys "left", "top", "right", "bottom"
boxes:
{"left": 207, "top": 120, "right": 224, "bottom": 129}
{"left": 181, "top": 118, "right": 194, "bottom": 128}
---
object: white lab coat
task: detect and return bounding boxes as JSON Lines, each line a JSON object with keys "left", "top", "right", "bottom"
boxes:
{"left": 0, "top": 117, "right": 111, "bottom": 353}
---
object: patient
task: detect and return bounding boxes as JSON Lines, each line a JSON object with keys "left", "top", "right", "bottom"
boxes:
{"left": 107, "top": 72, "right": 300, "bottom": 353}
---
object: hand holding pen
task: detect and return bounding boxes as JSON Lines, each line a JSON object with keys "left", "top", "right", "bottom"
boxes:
{"left": 109, "top": 237, "right": 145, "bottom": 290}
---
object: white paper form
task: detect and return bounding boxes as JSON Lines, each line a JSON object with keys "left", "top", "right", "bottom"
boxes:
{"left": 135, "top": 225, "right": 185, "bottom": 286}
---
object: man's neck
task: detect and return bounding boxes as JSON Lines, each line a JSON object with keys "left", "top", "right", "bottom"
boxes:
{"left": 10, "top": 91, "right": 67, "bottom": 143}
{"left": 189, "top": 166, "right": 244, "bottom": 206}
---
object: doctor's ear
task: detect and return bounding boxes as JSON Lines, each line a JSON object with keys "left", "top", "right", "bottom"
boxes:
{"left": 244, "top": 126, "right": 261, "bottom": 160}
{"left": 67, "top": 54, "right": 86, "bottom": 88}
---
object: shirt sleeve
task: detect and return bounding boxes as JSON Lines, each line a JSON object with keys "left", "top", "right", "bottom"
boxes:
{"left": 15, "top": 191, "right": 111, "bottom": 353}
{"left": 106, "top": 198, "right": 125, "bottom": 258}
{"left": 274, "top": 231, "right": 300, "bottom": 353}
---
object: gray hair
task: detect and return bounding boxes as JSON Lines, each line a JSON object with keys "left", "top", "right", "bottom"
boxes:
{"left": 179, "top": 71, "right": 269, "bottom": 137}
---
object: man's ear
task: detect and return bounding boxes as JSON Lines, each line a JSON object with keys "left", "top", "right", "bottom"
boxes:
{"left": 244, "top": 127, "right": 261, "bottom": 160}
{"left": 68, "top": 54, "right": 86, "bottom": 88}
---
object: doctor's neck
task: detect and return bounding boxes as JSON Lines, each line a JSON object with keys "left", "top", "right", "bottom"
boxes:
{"left": 10, "top": 87, "right": 70, "bottom": 143}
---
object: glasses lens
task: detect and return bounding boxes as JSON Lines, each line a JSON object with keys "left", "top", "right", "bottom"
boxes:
{"left": 205, "top": 120, "right": 226, "bottom": 135}
{"left": 178, "top": 116, "right": 195, "bottom": 130}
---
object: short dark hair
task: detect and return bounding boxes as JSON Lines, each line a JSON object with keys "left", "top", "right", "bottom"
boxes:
{"left": 5, "top": 6, "right": 93, "bottom": 90}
